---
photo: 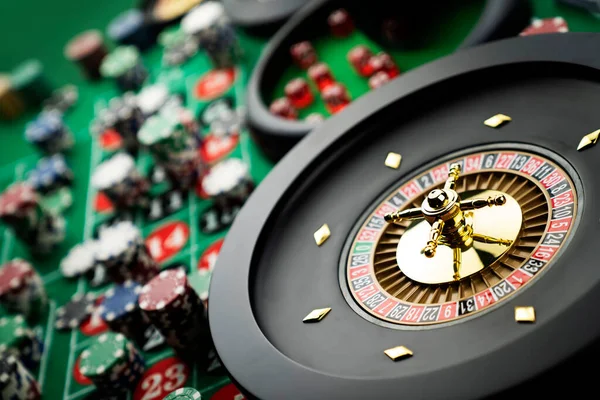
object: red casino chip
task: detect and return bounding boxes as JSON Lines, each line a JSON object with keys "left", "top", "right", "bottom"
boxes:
{"left": 0, "top": 183, "right": 37, "bottom": 217}
{"left": 145, "top": 221, "right": 190, "bottom": 263}
{"left": 198, "top": 239, "right": 224, "bottom": 273}
{"left": 194, "top": 69, "right": 236, "bottom": 101}
{"left": 0, "top": 259, "right": 34, "bottom": 296}
{"left": 139, "top": 268, "right": 188, "bottom": 312}
{"left": 520, "top": 17, "right": 568, "bottom": 36}
{"left": 134, "top": 356, "right": 190, "bottom": 400}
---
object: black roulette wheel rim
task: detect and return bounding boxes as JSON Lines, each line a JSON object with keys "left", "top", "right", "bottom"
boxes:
{"left": 210, "top": 33, "right": 600, "bottom": 399}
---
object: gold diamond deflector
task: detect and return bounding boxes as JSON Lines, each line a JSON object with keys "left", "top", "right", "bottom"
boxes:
{"left": 303, "top": 307, "right": 332, "bottom": 323}
{"left": 577, "top": 129, "right": 600, "bottom": 151}
{"left": 313, "top": 224, "right": 331, "bottom": 246}
{"left": 384, "top": 346, "right": 413, "bottom": 361}
{"left": 385, "top": 152, "right": 402, "bottom": 169}
{"left": 484, "top": 114, "right": 511, "bottom": 128}
{"left": 515, "top": 306, "right": 536, "bottom": 323}
{"left": 396, "top": 190, "right": 522, "bottom": 284}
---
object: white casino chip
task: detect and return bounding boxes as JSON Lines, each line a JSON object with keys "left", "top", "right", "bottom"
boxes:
{"left": 181, "top": 1, "right": 225, "bottom": 35}
{"left": 137, "top": 84, "right": 169, "bottom": 116}
{"left": 95, "top": 220, "right": 142, "bottom": 261}
{"left": 202, "top": 157, "right": 249, "bottom": 196}
{"left": 60, "top": 240, "right": 99, "bottom": 278}
{"left": 91, "top": 152, "right": 135, "bottom": 190}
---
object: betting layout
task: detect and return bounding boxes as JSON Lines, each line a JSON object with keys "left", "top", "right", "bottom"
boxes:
{"left": 0, "top": 1, "right": 272, "bottom": 399}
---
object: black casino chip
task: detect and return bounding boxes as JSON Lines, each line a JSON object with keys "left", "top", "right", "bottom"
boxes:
{"left": 55, "top": 293, "right": 96, "bottom": 331}
{"left": 210, "top": 33, "right": 600, "bottom": 398}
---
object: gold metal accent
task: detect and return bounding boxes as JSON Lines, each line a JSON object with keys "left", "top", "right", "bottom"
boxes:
{"left": 514, "top": 306, "right": 536, "bottom": 323}
{"left": 484, "top": 114, "right": 511, "bottom": 128}
{"left": 385, "top": 152, "right": 402, "bottom": 169}
{"left": 372, "top": 169, "right": 549, "bottom": 305}
{"left": 313, "top": 224, "right": 331, "bottom": 246}
{"left": 577, "top": 129, "right": 600, "bottom": 151}
{"left": 385, "top": 164, "right": 515, "bottom": 282}
{"left": 395, "top": 190, "right": 522, "bottom": 284}
{"left": 384, "top": 346, "right": 413, "bottom": 361}
{"left": 303, "top": 307, "right": 332, "bottom": 323}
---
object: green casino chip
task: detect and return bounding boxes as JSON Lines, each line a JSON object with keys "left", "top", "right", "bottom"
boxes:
{"left": 10, "top": 59, "right": 52, "bottom": 106}
{"left": 159, "top": 28, "right": 186, "bottom": 49}
{"left": 78, "top": 332, "right": 130, "bottom": 378}
{"left": 165, "top": 387, "right": 202, "bottom": 399}
{"left": 0, "top": 314, "right": 29, "bottom": 351}
{"left": 100, "top": 46, "right": 140, "bottom": 78}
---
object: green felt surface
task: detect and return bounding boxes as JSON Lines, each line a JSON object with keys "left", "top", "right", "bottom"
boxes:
{"left": 0, "top": 1, "right": 600, "bottom": 399}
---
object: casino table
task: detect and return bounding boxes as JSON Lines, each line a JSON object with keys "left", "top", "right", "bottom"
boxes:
{"left": 1, "top": 1, "right": 600, "bottom": 399}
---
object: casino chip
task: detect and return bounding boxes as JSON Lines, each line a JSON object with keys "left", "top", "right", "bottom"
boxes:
{"left": 144, "top": 0, "right": 204, "bottom": 25}
{"left": 79, "top": 332, "right": 145, "bottom": 393}
{"left": 136, "top": 84, "right": 169, "bottom": 116}
{"left": 42, "top": 84, "right": 79, "bottom": 115}
{"left": 210, "top": 108, "right": 242, "bottom": 137}
{"left": 10, "top": 59, "right": 53, "bottom": 108}
{"left": 181, "top": 2, "right": 225, "bottom": 37}
{"left": 201, "top": 158, "right": 251, "bottom": 199}
{"left": 55, "top": 293, "right": 96, "bottom": 331}
{"left": 99, "top": 280, "right": 151, "bottom": 347}
{"left": 60, "top": 240, "right": 99, "bottom": 279}
{"left": 0, "top": 259, "right": 47, "bottom": 321}
{"left": 64, "top": 30, "right": 108, "bottom": 80}
{"left": 0, "top": 352, "right": 41, "bottom": 400}
{"left": 28, "top": 154, "right": 74, "bottom": 195}
{"left": 107, "top": 9, "right": 153, "bottom": 51}
{"left": 520, "top": 17, "right": 569, "bottom": 36}
{"left": 0, "top": 314, "right": 43, "bottom": 370}
{"left": 164, "top": 387, "right": 202, "bottom": 399}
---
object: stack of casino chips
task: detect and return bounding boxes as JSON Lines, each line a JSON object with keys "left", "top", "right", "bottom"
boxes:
{"left": 91, "top": 92, "right": 145, "bottom": 153}
{"left": 159, "top": 28, "right": 198, "bottom": 66}
{"left": 95, "top": 221, "right": 159, "bottom": 284}
{"left": 25, "top": 111, "right": 74, "bottom": 154}
{"left": 100, "top": 46, "right": 148, "bottom": 92}
{"left": 0, "top": 314, "right": 43, "bottom": 370}
{"left": 138, "top": 112, "right": 202, "bottom": 190}
{"left": 139, "top": 269, "right": 211, "bottom": 362}
{"left": 181, "top": 2, "right": 241, "bottom": 69}
{"left": 107, "top": 9, "right": 154, "bottom": 52}
{"left": 99, "top": 280, "right": 152, "bottom": 347}
{"left": 0, "top": 74, "right": 25, "bottom": 120}
{"left": 10, "top": 59, "right": 53, "bottom": 108}
{"left": 0, "top": 352, "right": 41, "bottom": 400}
{"left": 64, "top": 30, "right": 108, "bottom": 80}
{"left": 27, "top": 154, "right": 74, "bottom": 195}
{"left": 202, "top": 158, "right": 254, "bottom": 212}
{"left": 91, "top": 153, "right": 150, "bottom": 210}
{"left": 79, "top": 332, "right": 145, "bottom": 395}
{"left": 0, "top": 260, "right": 47, "bottom": 322}
{"left": 0, "top": 183, "right": 65, "bottom": 255}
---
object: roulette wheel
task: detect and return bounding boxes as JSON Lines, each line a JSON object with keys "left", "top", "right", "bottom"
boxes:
{"left": 210, "top": 33, "right": 600, "bottom": 399}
